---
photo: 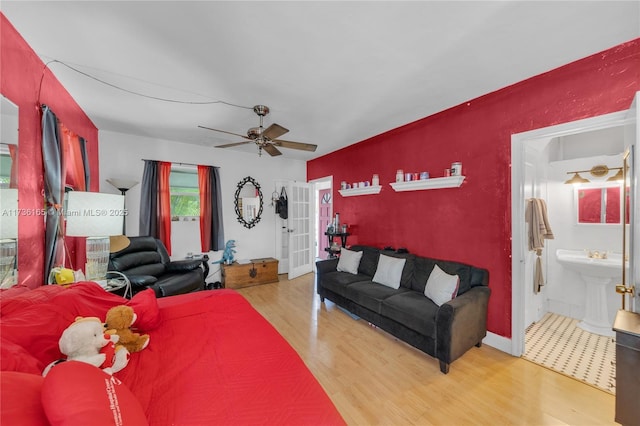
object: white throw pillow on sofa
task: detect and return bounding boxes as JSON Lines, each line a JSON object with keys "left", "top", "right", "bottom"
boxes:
{"left": 424, "top": 264, "right": 459, "bottom": 306}
{"left": 336, "top": 248, "right": 363, "bottom": 275}
{"left": 372, "top": 254, "right": 406, "bottom": 289}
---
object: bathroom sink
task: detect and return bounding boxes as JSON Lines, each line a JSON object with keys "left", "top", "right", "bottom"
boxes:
{"left": 555, "top": 249, "right": 627, "bottom": 337}
{"left": 555, "top": 249, "right": 625, "bottom": 278}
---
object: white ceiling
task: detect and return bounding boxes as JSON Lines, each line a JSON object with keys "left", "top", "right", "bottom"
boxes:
{"left": 2, "top": 1, "right": 639, "bottom": 160}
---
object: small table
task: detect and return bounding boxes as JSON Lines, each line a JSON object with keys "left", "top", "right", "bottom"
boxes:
{"left": 324, "top": 231, "right": 350, "bottom": 258}
{"left": 222, "top": 258, "right": 279, "bottom": 289}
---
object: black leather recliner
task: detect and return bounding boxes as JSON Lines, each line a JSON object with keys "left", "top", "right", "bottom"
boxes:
{"left": 108, "top": 236, "right": 205, "bottom": 297}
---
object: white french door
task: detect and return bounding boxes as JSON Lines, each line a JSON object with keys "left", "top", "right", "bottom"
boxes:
{"left": 287, "top": 181, "right": 313, "bottom": 279}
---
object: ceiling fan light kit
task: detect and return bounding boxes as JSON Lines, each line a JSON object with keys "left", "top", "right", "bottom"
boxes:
{"left": 198, "top": 105, "right": 318, "bottom": 157}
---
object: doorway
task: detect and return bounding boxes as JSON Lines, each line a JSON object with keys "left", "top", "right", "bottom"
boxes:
{"left": 511, "top": 110, "right": 629, "bottom": 357}
{"left": 309, "top": 176, "right": 332, "bottom": 264}
{"left": 318, "top": 188, "right": 332, "bottom": 259}
{"left": 512, "top": 111, "right": 630, "bottom": 393}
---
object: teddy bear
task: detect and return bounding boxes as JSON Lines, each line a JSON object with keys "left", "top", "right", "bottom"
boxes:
{"left": 104, "top": 306, "right": 150, "bottom": 353}
{"left": 43, "top": 316, "right": 130, "bottom": 376}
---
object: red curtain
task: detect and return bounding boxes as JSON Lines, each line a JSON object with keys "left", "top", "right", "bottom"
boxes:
{"left": 8, "top": 144, "right": 18, "bottom": 188}
{"left": 158, "top": 161, "right": 172, "bottom": 255}
{"left": 60, "top": 123, "right": 86, "bottom": 191}
{"left": 198, "top": 165, "right": 212, "bottom": 252}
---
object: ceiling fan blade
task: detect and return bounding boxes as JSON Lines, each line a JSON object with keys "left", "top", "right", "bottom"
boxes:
{"left": 215, "top": 141, "right": 252, "bottom": 148}
{"left": 198, "top": 125, "right": 251, "bottom": 140}
{"left": 262, "top": 123, "right": 289, "bottom": 140}
{"left": 262, "top": 144, "right": 282, "bottom": 156}
{"left": 272, "top": 139, "right": 318, "bottom": 152}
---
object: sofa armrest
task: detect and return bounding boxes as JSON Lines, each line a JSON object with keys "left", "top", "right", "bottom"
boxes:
{"left": 316, "top": 258, "right": 339, "bottom": 275}
{"left": 166, "top": 259, "right": 203, "bottom": 272}
{"left": 435, "top": 286, "right": 491, "bottom": 372}
{"left": 127, "top": 274, "right": 158, "bottom": 288}
{"left": 315, "top": 258, "right": 339, "bottom": 299}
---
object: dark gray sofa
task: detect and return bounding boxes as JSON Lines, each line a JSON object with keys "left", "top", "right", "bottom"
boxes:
{"left": 316, "top": 245, "right": 490, "bottom": 373}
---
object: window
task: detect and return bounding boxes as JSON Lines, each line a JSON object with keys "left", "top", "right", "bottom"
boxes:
{"left": 0, "top": 154, "right": 10, "bottom": 188}
{"left": 170, "top": 167, "right": 199, "bottom": 219}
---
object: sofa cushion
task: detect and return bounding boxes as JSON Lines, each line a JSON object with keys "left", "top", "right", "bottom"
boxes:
{"left": 156, "top": 271, "right": 203, "bottom": 297}
{"left": 383, "top": 252, "right": 415, "bottom": 289}
{"left": 372, "top": 254, "right": 406, "bottom": 289}
{"left": 349, "top": 245, "right": 380, "bottom": 277}
{"left": 424, "top": 264, "right": 459, "bottom": 306}
{"left": 110, "top": 252, "right": 165, "bottom": 276}
{"left": 380, "top": 292, "right": 439, "bottom": 338}
{"left": 320, "top": 271, "right": 371, "bottom": 297}
{"left": 411, "top": 257, "right": 472, "bottom": 295}
{"left": 470, "top": 267, "right": 488, "bottom": 288}
{"left": 336, "top": 248, "right": 363, "bottom": 274}
{"left": 345, "top": 282, "right": 410, "bottom": 313}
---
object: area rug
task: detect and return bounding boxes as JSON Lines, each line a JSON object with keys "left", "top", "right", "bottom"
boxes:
{"left": 523, "top": 312, "right": 616, "bottom": 394}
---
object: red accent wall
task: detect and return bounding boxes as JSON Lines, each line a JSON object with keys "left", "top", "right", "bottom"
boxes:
{"left": 1, "top": 14, "right": 99, "bottom": 288}
{"left": 308, "top": 38, "right": 640, "bottom": 338}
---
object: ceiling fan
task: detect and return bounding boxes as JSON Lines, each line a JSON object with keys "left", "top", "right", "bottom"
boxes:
{"left": 198, "top": 105, "right": 317, "bottom": 157}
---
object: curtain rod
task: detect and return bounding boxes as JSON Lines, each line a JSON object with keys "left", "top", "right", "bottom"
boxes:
{"left": 141, "top": 159, "right": 219, "bottom": 168}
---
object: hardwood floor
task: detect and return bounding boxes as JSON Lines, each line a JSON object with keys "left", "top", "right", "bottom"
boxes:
{"left": 237, "top": 273, "right": 617, "bottom": 425}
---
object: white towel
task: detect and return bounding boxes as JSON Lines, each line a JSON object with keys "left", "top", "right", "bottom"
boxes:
{"left": 526, "top": 198, "right": 554, "bottom": 293}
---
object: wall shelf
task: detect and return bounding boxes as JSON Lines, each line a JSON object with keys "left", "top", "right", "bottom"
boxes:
{"left": 339, "top": 185, "right": 382, "bottom": 197}
{"left": 390, "top": 176, "right": 465, "bottom": 192}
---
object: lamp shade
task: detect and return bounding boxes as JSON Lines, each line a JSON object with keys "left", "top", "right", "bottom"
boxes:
{"left": 106, "top": 178, "right": 139, "bottom": 192}
{"left": 607, "top": 168, "right": 624, "bottom": 182}
{"left": 65, "top": 192, "right": 124, "bottom": 237}
{"left": 564, "top": 172, "right": 590, "bottom": 185}
{"left": 0, "top": 188, "right": 18, "bottom": 239}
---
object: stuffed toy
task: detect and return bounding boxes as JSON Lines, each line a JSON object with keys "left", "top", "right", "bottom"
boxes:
{"left": 210, "top": 240, "right": 236, "bottom": 265}
{"left": 43, "top": 316, "right": 129, "bottom": 376}
{"left": 104, "top": 306, "right": 150, "bottom": 353}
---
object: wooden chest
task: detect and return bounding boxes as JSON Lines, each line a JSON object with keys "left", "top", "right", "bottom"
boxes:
{"left": 222, "top": 258, "right": 279, "bottom": 289}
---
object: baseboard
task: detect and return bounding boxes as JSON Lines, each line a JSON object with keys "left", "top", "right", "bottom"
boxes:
{"left": 482, "top": 331, "right": 513, "bottom": 355}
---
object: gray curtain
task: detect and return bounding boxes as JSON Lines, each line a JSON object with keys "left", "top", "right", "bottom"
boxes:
{"left": 41, "top": 105, "right": 65, "bottom": 282}
{"left": 79, "top": 136, "right": 90, "bottom": 190}
{"left": 139, "top": 160, "right": 159, "bottom": 237}
{"left": 209, "top": 166, "right": 224, "bottom": 251}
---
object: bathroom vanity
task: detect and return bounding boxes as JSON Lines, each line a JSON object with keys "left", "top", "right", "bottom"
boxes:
{"left": 613, "top": 309, "right": 640, "bottom": 425}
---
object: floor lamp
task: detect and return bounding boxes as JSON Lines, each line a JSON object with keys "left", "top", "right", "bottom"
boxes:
{"left": 106, "top": 178, "right": 138, "bottom": 234}
{"left": 65, "top": 191, "right": 124, "bottom": 282}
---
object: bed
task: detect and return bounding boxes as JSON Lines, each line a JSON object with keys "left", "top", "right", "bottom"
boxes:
{"left": 0, "top": 283, "right": 345, "bottom": 425}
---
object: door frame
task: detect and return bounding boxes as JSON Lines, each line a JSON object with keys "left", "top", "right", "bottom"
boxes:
{"left": 511, "top": 110, "right": 629, "bottom": 356}
{"left": 309, "top": 176, "right": 332, "bottom": 270}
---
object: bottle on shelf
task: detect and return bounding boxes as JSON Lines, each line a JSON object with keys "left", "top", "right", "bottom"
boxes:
{"left": 372, "top": 174, "right": 379, "bottom": 186}
{"left": 396, "top": 169, "right": 404, "bottom": 182}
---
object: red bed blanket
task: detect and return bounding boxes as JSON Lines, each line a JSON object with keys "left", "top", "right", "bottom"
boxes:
{"left": 0, "top": 283, "right": 345, "bottom": 426}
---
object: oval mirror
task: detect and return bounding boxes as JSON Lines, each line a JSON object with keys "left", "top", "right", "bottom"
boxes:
{"left": 234, "top": 176, "right": 263, "bottom": 229}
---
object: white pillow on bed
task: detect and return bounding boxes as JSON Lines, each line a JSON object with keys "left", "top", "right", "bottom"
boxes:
{"left": 372, "top": 254, "right": 406, "bottom": 289}
{"left": 336, "top": 248, "right": 363, "bottom": 275}
{"left": 424, "top": 264, "right": 459, "bottom": 306}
